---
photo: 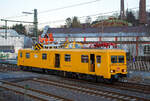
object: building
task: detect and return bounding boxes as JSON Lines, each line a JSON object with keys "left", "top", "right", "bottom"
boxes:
{"left": 40, "top": 26, "right": 150, "bottom": 57}
{"left": 0, "top": 29, "right": 33, "bottom": 59}
{"left": 120, "top": 0, "right": 125, "bottom": 20}
{"left": 139, "top": 0, "right": 147, "bottom": 24}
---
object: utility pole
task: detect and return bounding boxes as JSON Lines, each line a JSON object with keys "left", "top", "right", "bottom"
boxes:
{"left": 23, "top": 9, "right": 38, "bottom": 42}
{"left": 1, "top": 9, "right": 38, "bottom": 42}
{"left": 33, "top": 9, "right": 38, "bottom": 42}
{"left": 5, "top": 20, "right": 7, "bottom": 39}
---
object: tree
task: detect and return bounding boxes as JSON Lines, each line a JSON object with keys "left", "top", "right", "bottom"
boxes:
{"left": 126, "top": 11, "right": 137, "bottom": 26}
{"left": 66, "top": 17, "right": 72, "bottom": 28}
{"left": 71, "top": 16, "right": 82, "bottom": 28}
{"left": 85, "top": 16, "right": 92, "bottom": 24}
{"left": 12, "top": 24, "right": 26, "bottom": 35}
{"left": 0, "top": 25, "right": 6, "bottom": 29}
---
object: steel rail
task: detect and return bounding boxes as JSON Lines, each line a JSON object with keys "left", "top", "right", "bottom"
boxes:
{"left": 0, "top": 80, "right": 72, "bottom": 101}
{"left": 33, "top": 78, "right": 150, "bottom": 101}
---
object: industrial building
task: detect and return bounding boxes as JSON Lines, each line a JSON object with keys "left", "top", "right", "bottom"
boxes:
{"left": 40, "top": 26, "right": 150, "bottom": 57}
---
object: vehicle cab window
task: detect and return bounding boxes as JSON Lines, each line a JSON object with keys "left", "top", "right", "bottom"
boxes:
{"left": 111, "top": 56, "right": 117, "bottom": 63}
{"left": 111, "top": 56, "right": 124, "bottom": 63}
{"left": 118, "top": 56, "right": 124, "bottom": 63}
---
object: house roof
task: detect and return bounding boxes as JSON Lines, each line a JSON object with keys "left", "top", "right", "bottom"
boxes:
{"left": 47, "top": 26, "right": 148, "bottom": 34}
{"left": 46, "top": 26, "right": 150, "bottom": 37}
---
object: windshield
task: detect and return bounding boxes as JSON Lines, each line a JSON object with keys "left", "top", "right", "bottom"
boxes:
{"left": 118, "top": 56, "right": 124, "bottom": 63}
{"left": 111, "top": 56, "right": 117, "bottom": 63}
{"left": 111, "top": 56, "right": 124, "bottom": 63}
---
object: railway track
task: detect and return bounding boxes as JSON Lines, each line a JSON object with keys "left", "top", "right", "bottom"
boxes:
{"left": 53, "top": 74, "right": 150, "bottom": 95}
{"left": 113, "top": 81, "right": 150, "bottom": 94}
{"left": 32, "top": 78, "right": 150, "bottom": 101}
{"left": 0, "top": 62, "right": 150, "bottom": 95}
{"left": 1, "top": 63, "right": 150, "bottom": 100}
{"left": 0, "top": 63, "right": 20, "bottom": 72}
{"left": 0, "top": 80, "right": 72, "bottom": 101}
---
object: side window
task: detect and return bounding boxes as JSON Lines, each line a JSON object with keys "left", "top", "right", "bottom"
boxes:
{"left": 111, "top": 56, "right": 117, "bottom": 63}
{"left": 20, "top": 52, "right": 22, "bottom": 58}
{"left": 26, "top": 53, "right": 30, "bottom": 58}
{"left": 118, "top": 56, "right": 124, "bottom": 63}
{"left": 97, "top": 56, "right": 101, "bottom": 63}
{"left": 81, "top": 55, "right": 88, "bottom": 63}
{"left": 65, "top": 54, "right": 71, "bottom": 62}
{"left": 42, "top": 53, "right": 47, "bottom": 60}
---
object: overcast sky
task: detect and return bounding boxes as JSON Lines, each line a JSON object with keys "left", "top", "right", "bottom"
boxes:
{"left": 0, "top": 0, "right": 149, "bottom": 28}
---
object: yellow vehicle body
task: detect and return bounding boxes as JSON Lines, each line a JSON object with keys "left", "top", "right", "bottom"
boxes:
{"left": 17, "top": 49, "right": 127, "bottom": 79}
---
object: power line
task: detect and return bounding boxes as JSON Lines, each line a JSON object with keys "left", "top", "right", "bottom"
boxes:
{"left": 3, "top": 2, "right": 150, "bottom": 26}
{"left": 39, "top": 0, "right": 101, "bottom": 14}
{"left": 39, "top": 5, "right": 150, "bottom": 25}
{"left": 1, "top": 19, "right": 33, "bottom": 23}
{"left": 4, "top": 0, "right": 102, "bottom": 19}
{"left": 38, "top": 10, "right": 122, "bottom": 25}
{"left": 5, "top": 1, "right": 150, "bottom": 21}
{"left": 5, "top": 15, "right": 28, "bottom": 19}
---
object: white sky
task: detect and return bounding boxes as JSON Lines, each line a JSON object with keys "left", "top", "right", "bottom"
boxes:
{"left": 0, "top": 0, "right": 150, "bottom": 28}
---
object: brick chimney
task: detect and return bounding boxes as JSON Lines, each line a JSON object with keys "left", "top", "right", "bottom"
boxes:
{"left": 120, "top": 0, "right": 125, "bottom": 20}
{"left": 139, "top": 0, "right": 147, "bottom": 24}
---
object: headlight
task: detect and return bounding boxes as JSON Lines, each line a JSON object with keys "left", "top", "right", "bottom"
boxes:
{"left": 122, "top": 69, "right": 126, "bottom": 72}
{"left": 110, "top": 70, "right": 115, "bottom": 73}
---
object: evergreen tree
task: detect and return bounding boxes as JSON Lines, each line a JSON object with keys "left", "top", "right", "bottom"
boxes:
{"left": 71, "top": 16, "right": 82, "bottom": 28}
{"left": 126, "top": 11, "right": 137, "bottom": 26}
{"left": 65, "top": 16, "right": 82, "bottom": 28}
{"left": 65, "top": 17, "right": 72, "bottom": 28}
{"left": 12, "top": 24, "right": 26, "bottom": 35}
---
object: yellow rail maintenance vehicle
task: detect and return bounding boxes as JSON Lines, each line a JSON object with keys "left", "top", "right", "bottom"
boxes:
{"left": 17, "top": 47, "right": 127, "bottom": 82}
